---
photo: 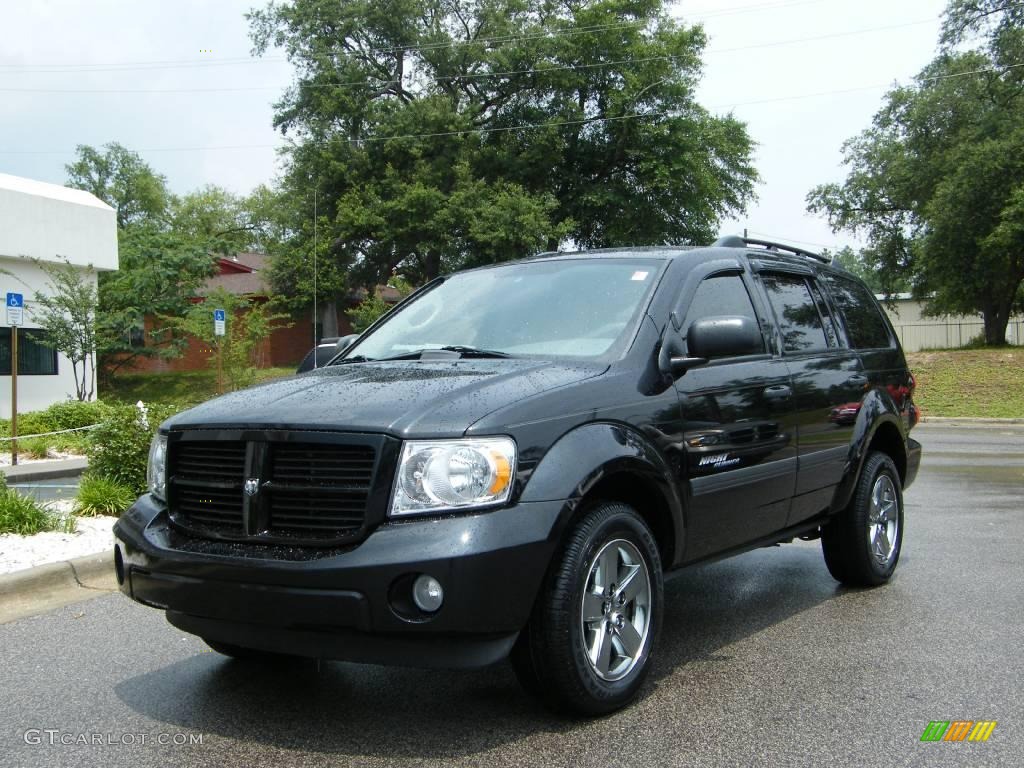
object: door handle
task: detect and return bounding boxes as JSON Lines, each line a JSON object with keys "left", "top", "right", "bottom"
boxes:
{"left": 763, "top": 384, "right": 792, "bottom": 400}
{"left": 847, "top": 374, "right": 869, "bottom": 387}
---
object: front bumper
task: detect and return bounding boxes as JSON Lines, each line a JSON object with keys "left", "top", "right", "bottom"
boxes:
{"left": 113, "top": 495, "right": 566, "bottom": 668}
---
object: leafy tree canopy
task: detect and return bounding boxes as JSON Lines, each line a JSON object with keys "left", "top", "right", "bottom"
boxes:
{"left": 808, "top": 0, "right": 1024, "bottom": 345}
{"left": 66, "top": 142, "right": 170, "bottom": 229}
{"left": 249, "top": 0, "right": 757, "bottom": 296}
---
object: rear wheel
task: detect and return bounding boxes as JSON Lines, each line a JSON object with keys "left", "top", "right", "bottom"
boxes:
{"left": 511, "top": 501, "right": 663, "bottom": 715}
{"left": 822, "top": 451, "right": 904, "bottom": 586}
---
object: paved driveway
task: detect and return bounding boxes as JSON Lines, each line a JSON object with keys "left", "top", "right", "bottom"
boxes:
{"left": 1, "top": 423, "right": 1020, "bottom": 767}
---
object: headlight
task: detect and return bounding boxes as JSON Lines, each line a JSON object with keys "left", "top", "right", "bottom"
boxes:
{"left": 147, "top": 434, "right": 168, "bottom": 501}
{"left": 390, "top": 437, "right": 516, "bottom": 516}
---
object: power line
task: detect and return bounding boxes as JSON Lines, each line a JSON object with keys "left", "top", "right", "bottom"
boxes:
{"left": 0, "top": 17, "right": 946, "bottom": 95}
{"left": 0, "top": 0, "right": 834, "bottom": 72}
{"left": 2, "top": 61, "right": 1022, "bottom": 156}
{"left": 0, "top": 54, "right": 692, "bottom": 93}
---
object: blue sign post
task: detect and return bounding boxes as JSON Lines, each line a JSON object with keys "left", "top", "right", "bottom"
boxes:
{"left": 6, "top": 292, "right": 23, "bottom": 464}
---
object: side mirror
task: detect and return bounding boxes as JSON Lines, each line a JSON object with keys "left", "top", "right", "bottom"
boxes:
{"left": 336, "top": 334, "right": 359, "bottom": 353}
{"left": 687, "top": 316, "right": 763, "bottom": 359}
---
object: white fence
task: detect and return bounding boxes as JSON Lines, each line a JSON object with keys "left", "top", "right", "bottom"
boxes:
{"left": 887, "top": 319, "right": 1024, "bottom": 352}
{"left": 879, "top": 297, "right": 1023, "bottom": 351}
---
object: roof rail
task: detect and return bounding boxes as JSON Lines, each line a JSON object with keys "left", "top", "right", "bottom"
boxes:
{"left": 712, "top": 235, "right": 831, "bottom": 265}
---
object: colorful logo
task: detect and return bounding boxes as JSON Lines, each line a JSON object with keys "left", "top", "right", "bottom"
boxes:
{"left": 920, "top": 721, "right": 997, "bottom": 742}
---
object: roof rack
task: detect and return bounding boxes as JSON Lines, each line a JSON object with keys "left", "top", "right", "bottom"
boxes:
{"left": 712, "top": 235, "right": 831, "bottom": 265}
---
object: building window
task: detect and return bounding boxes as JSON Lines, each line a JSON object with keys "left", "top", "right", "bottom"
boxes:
{"left": 0, "top": 328, "right": 59, "bottom": 375}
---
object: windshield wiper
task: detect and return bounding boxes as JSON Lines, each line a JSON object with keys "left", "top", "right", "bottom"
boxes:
{"left": 330, "top": 354, "right": 375, "bottom": 365}
{"left": 376, "top": 346, "right": 513, "bottom": 361}
{"left": 437, "top": 345, "right": 512, "bottom": 358}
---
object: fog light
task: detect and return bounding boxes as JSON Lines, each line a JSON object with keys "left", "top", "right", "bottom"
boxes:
{"left": 412, "top": 575, "right": 444, "bottom": 613}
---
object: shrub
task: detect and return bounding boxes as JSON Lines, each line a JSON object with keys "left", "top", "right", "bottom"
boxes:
{"left": 84, "top": 401, "right": 180, "bottom": 494}
{"left": 75, "top": 474, "right": 137, "bottom": 517}
{"left": 0, "top": 476, "right": 76, "bottom": 535}
{"left": 43, "top": 400, "right": 112, "bottom": 431}
{"left": 0, "top": 400, "right": 109, "bottom": 457}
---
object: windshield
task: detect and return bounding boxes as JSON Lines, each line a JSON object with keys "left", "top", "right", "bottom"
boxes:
{"left": 344, "top": 258, "right": 663, "bottom": 362}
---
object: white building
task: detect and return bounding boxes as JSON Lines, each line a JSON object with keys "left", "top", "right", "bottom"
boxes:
{"left": 0, "top": 173, "right": 118, "bottom": 418}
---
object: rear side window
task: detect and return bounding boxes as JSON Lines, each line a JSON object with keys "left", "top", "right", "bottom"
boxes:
{"left": 684, "top": 273, "right": 761, "bottom": 331}
{"left": 761, "top": 273, "right": 829, "bottom": 353}
{"left": 822, "top": 273, "right": 892, "bottom": 349}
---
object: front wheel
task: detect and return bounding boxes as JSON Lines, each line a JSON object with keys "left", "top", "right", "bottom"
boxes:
{"left": 821, "top": 451, "right": 904, "bottom": 586}
{"left": 511, "top": 501, "right": 663, "bottom": 715}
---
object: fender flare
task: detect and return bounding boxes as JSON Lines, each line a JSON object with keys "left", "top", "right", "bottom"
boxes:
{"left": 518, "top": 421, "right": 686, "bottom": 566}
{"left": 832, "top": 389, "right": 908, "bottom": 512}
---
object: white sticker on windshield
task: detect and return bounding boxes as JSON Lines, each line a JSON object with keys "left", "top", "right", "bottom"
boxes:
{"left": 631, "top": 271, "right": 649, "bottom": 281}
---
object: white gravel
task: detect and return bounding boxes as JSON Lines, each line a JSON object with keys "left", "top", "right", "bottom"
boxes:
{"left": 0, "top": 504, "right": 117, "bottom": 575}
{"left": 0, "top": 449, "right": 82, "bottom": 466}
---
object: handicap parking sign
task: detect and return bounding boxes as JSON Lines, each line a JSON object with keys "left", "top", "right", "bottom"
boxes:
{"left": 213, "top": 308, "right": 226, "bottom": 336}
{"left": 6, "top": 292, "right": 23, "bottom": 326}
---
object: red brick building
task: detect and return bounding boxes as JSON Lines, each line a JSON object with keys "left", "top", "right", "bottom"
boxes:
{"left": 121, "top": 253, "right": 377, "bottom": 374}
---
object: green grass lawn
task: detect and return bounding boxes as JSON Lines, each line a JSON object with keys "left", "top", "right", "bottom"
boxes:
{"left": 102, "top": 367, "right": 295, "bottom": 407}
{"left": 906, "top": 348, "right": 1024, "bottom": 418}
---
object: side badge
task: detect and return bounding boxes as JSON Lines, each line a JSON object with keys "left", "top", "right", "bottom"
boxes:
{"left": 698, "top": 453, "right": 741, "bottom": 469}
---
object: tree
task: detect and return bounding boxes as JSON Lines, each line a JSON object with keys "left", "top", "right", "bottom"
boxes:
{"left": 249, "top": 0, "right": 756, "bottom": 294}
{"left": 170, "top": 184, "right": 281, "bottom": 255}
{"left": 96, "top": 226, "right": 217, "bottom": 379}
{"left": 808, "top": 2, "right": 1024, "bottom": 345}
{"left": 823, "top": 246, "right": 908, "bottom": 295}
{"left": 28, "top": 261, "right": 99, "bottom": 401}
{"left": 161, "top": 288, "right": 290, "bottom": 393}
{"left": 346, "top": 276, "right": 414, "bottom": 332}
{"left": 66, "top": 143, "right": 170, "bottom": 229}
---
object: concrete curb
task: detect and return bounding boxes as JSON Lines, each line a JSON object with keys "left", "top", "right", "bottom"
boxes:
{"left": 920, "top": 416, "right": 1024, "bottom": 425}
{"left": 1, "top": 457, "right": 88, "bottom": 483}
{"left": 0, "top": 549, "right": 116, "bottom": 624}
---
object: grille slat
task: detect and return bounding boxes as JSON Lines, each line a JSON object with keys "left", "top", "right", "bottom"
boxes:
{"left": 169, "top": 437, "right": 377, "bottom": 543}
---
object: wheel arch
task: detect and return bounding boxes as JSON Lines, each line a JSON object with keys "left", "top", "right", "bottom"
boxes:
{"left": 832, "top": 389, "right": 909, "bottom": 512}
{"left": 518, "top": 422, "right": 685, "bottom": 569}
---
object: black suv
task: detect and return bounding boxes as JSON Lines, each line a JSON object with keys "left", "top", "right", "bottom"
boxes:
{"left": 114, "top": 236, "right": 921, "bottom": 715}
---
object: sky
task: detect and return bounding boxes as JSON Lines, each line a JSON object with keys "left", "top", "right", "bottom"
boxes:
{"left": 0, "top": 0, "right": 951, "bottom": 253}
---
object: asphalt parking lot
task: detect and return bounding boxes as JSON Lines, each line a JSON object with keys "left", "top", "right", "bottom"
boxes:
{"left": 1, "top": 422, "right": 1020, "bottom": 768}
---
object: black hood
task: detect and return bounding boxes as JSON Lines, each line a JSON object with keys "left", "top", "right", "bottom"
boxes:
{"left": 164, "top": 359, "right": 606, "bottom": 438}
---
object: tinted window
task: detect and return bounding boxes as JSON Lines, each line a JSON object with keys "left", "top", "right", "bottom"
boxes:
{"left": 808, "top": 280, "right": 839, "bottom": 348}
{"left": 762, "top": 274, "right": 829, "bottom": 353}
{"left": 685, "top": 273, "right": 760, "bottom": 325}
{"left": 683, "top": 272, "right": 764, "bottom": 356}
{"left": 0, "top": 329, "right": 59, "bottom": 375}
{"left": 822, "top": 273, "right": 892, "bottom": 349}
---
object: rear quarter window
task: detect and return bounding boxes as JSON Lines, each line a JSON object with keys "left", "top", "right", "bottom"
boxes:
{"left": 822, "top": 273, "right": 893, "bottom": 350}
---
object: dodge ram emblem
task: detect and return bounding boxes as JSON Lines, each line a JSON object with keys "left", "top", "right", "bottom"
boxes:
{"left": 244, "top": 478, "right": 260, "bottom": 497}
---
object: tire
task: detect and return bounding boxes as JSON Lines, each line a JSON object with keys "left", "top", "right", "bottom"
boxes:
{"left": 203, "top": 639, "right": 298, "bottom": 662}
{"left": 821, "top": 451, "right": 904, "bottom": 587}
{"left": 511, "top": 501, "right": 663, "bottom": 716}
